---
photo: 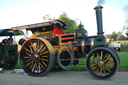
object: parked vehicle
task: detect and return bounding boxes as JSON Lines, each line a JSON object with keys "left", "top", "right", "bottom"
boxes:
{"left": 108, "top": 42, "right": 121, "bottom": 51}
{"left": 0, "top": 29, "right": 24, "bottom": 69}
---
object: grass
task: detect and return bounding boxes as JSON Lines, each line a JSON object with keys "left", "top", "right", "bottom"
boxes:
{"left": 119, "top": 53, "right": 128, "bottom": 70}
{"left": 16, "top": 53, "right": 128, "bottom": 71}
{"left": 15, "top": 57, "right": 22, "bottom": 69}
{"left": 71, "top": 53, "right": 128, "bottom": 71}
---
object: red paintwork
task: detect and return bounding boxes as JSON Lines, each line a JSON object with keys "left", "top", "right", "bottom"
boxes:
{"left": 61, "top": 37, "right": 74, "bottom": 40}
{"left": 51, "top": 27, "right": 64, "bottom": 35}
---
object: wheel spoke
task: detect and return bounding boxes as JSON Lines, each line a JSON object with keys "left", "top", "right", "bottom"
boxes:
{"left": 41, "top": 61, "right": 47, "bottom": 67}
{"left": 32, "top": 63, "right": 36, "bottom": 72}
{"left": 90, "top": 63, "right": 97, "bottom": 66}
{"left": 96, "top": 67, "right": 100, "bottom": 75}
{"left": 41, "top": 58, "right": 48, "bottom": 62}
{"left": 30, "top": 42, "right": 35, "bottom": 52}
{"left": 106, "top": 64, "right": 113, "bottom": 69}
{"left": 105, "top": 66, "right": 111, "bottom": 73}
{"left": 24, "top": 47, "right": 32, "bottom": 53}
{"left": 26, "top": 61, "right": 33, "bottom": 67}
{"left": 25, "top": 52, "right": 31, "bottom": 56}
{"left": 29, "top": 42, "right": 34, "bottom": 53}
{"left": 35, "top": 62, "right": 39, "bottom": 71}
{"left": 96, "top": 52, "right": 100, "bottom": 57}
{"left": 103, "top": 54, "right": 108, "bottom": 60}
{"left": 40, "top": 51, "right": 48, "bottom": 55}
{"left": 100, "top": 51, "right": 103, "bottom": 60}
{"left": 36, "top": 41, "right": 40, "bottom": 53}
{"left": 32, "top": 42, "right": 36, "bottom": 52}
{"left": 41, "top": 55, "right": 48, "bottom": 58}
{"left": 104, "top": 58, "right": 110, "bottom": 62}
{"left": 27, "top": 58, "right": 32, "bottom": 62}
{"left": 29, "top": 63, "right": 33, "bottom": 69}
{"left": 107, "top": 60, "right": 114, "bottom": 65}
{"left": 91, "top": 56, "right": 97, "bottom": 63}
{"left": 100, "top": 67, "right": 103, "bottom": 76}
{"left": 35, "top": 42, "right": 37, "bottom": 52}
{"left": 91, "top": 65, "right": 98, "bottom": 71}
{"left": 39, "top": 62, "right": 45, "bottom": 70}
{"left": 37, "top": 44, "right": 44, "bottom": 53}
{"left": 102, "top": 66, "right": 107, "bottom": 76}
{"left": 40, "top": 47, "right": 46, "bottom": 53}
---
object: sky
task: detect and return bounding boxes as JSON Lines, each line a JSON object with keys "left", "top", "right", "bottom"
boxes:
{"left": 0, "top": 0, "right": 128, "bottom": 36}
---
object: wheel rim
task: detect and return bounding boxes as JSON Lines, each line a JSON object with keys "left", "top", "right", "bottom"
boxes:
{"left": 20, "top": 38, "right": 53, "bottom": 76}
{"left": 86, "top": 47, "right": 118, "bottom": 79}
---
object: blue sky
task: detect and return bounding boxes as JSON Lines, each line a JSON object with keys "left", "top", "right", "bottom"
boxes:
{"left": 0, "top": 0, "right": 128, "bottom": 36}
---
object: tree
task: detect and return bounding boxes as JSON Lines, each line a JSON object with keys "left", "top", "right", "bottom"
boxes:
{"left": 126, "top": 32, "right": 128, "bottom": 37}
{"left": 122, "top": 26, "right": 128, "bottom": 39}
{"left": 111, "top": 32, "right": 117, "bottom": 41}
{"left": 42, "top": 14, "right": 55, "bottom": 21}
{"left": 58, "top": 12, "right": 78, "bottom": 33}
{"left": 126, "top": 31, "right": 128, "bottom": 39}
{"left": 125, "top": 26, "right": 128, "bottom": 39}
{"left": 42, "top": 12, "right": 78, "bottom": 33}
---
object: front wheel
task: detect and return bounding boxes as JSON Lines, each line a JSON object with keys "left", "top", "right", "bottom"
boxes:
{"left": 86, "top": 47, "right": 119, "bottom": 79}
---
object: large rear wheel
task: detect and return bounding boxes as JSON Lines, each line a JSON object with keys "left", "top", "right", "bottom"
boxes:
{"left": 20, "top": 37, "right": 55, "bottom": 77}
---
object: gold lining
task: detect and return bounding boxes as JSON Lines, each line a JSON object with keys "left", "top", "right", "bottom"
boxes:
{"left": 90, "top": 38, "right": 94, "bottom": 50}
{"left": 81, "top": 40, "right": 85, "bottom": 54}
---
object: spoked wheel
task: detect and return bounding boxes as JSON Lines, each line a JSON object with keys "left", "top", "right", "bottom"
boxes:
{"left": 20, "top": 37, "right": 55, "bottom": 77}
{"left": 86, "top": 47, "right": 119, "bottom": 79}
{"left": 57, "top": 47, "right": 73, "bottom": 70}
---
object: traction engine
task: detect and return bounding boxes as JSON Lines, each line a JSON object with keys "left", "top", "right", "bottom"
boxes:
{"left": 11, "top": 6, "right": 120, "bottom": 79}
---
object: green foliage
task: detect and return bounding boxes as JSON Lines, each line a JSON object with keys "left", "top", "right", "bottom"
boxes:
{"left": 42, "top": 12, "right": 78, "bottom": 33}
{"left": 126, "top": 32, "right": 128, "bottom": 36}
{"left": 42, "top": 14, "right": 55, "bottom": 21}
{"left": 126, "top": 32, "right": 128, "bottom": 39}
{"left": 111, "top": 31, "right": 117, "bottom": 41}
{"left": 120, "top": 44, "right": 128, "bottom": 52}
{"left": 58, "top": 12, "right": 78, "bottom": 33}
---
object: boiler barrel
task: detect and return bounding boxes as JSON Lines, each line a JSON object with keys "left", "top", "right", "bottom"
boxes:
{"left": 75, "top": 36, "right": 106, "bottom": 55}
{"left": 76, "top": 38, "right": 94, "bottom": 54}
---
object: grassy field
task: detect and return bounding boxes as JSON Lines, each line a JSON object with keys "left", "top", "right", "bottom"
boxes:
{"left": 16, "top": 53, "right": 128, "bottom": 71}
{"left": 119, "top": 53, "right": 128, "bottom": 70}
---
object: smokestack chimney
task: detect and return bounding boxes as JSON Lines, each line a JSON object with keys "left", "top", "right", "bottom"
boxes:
{"left": 94, "top": 6, "right": 104, "bottom": 36}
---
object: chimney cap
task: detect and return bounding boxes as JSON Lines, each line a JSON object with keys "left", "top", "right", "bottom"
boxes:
{"left": 94, "top": 6, "right": 103, "bottom": 10}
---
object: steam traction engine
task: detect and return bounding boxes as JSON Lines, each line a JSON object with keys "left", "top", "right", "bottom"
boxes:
{"left": 11, "top": 6, "right": 120, "bottom": 79}
{"left": 0, "top": 29, "right": 24, "bottom": 69}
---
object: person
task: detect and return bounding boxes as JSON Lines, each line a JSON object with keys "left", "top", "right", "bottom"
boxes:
{"left": 7, "top": 35, "right": 13, "bottom": 44}
{"left": 29, "top": 31, "right": 40, "bottom": 38}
